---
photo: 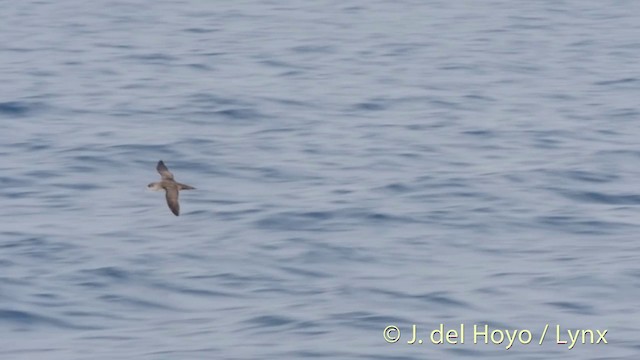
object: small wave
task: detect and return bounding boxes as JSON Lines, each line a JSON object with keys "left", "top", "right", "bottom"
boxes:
{"left": 0, "top": 101, "right": 44, "bottom": 117}
{"left": 0, "top": 309, "right": 99, "bottom": 330}
{"left": 545, "top": 301, "right": 595, "bottom": 315}
{"left": 215, "top": 108, "right": 263, "bottom": 120}
{"left": 594, "top": 78, "right": 638, "bottom": 86}
{"left": 560, "top": 190, "right": 640, "bottom": 205}
{"left": 244, "top": 314, "right": 296, "bottom": 328}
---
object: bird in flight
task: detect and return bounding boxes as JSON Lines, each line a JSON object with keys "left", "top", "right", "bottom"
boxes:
{"left": 148, "top": 160, "right": 195, "bottom": 216}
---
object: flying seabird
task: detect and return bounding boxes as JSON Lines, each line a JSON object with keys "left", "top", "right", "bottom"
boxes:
{"left": 148, "top": 160, "right": 195, "bottom": 216}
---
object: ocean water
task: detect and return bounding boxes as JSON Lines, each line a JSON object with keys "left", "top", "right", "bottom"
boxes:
{"left": 1, "top": 1, "right": 639, "bottom": 359}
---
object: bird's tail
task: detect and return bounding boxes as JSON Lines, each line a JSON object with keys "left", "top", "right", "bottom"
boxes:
{"left": 178, "top": 183, "right": 196, "bottom": 190}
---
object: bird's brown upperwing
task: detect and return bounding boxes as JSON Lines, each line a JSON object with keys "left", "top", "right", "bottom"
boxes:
{"left": 165, "top": 187, "right": 180, "bottom": 216}
{"left": 157, "top": 160, "right": 174, "bottom": 180}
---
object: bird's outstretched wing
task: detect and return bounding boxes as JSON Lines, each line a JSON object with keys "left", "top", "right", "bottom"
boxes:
{"left": 157, "top": 160, "right": 174, "bottom": 180}
{"left": 165, "top": 187, "right": 180, "bottom": 216}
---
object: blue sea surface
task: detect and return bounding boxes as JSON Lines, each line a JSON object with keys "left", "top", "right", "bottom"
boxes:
{"left": 1, "top": 1, "right": 639, "bottom": 359}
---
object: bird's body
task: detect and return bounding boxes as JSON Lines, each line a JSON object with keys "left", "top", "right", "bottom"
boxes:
{"left": 148, "top": 160, "right": 195, "bottom": 216}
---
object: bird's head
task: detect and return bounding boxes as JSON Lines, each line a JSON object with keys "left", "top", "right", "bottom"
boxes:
{"left": 147, "top": 182, "right": 162, "bottom": 191}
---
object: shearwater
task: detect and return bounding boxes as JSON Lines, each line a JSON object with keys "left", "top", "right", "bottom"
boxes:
{"left": 147, "top": 160, "right": 195, "bottom": 216}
